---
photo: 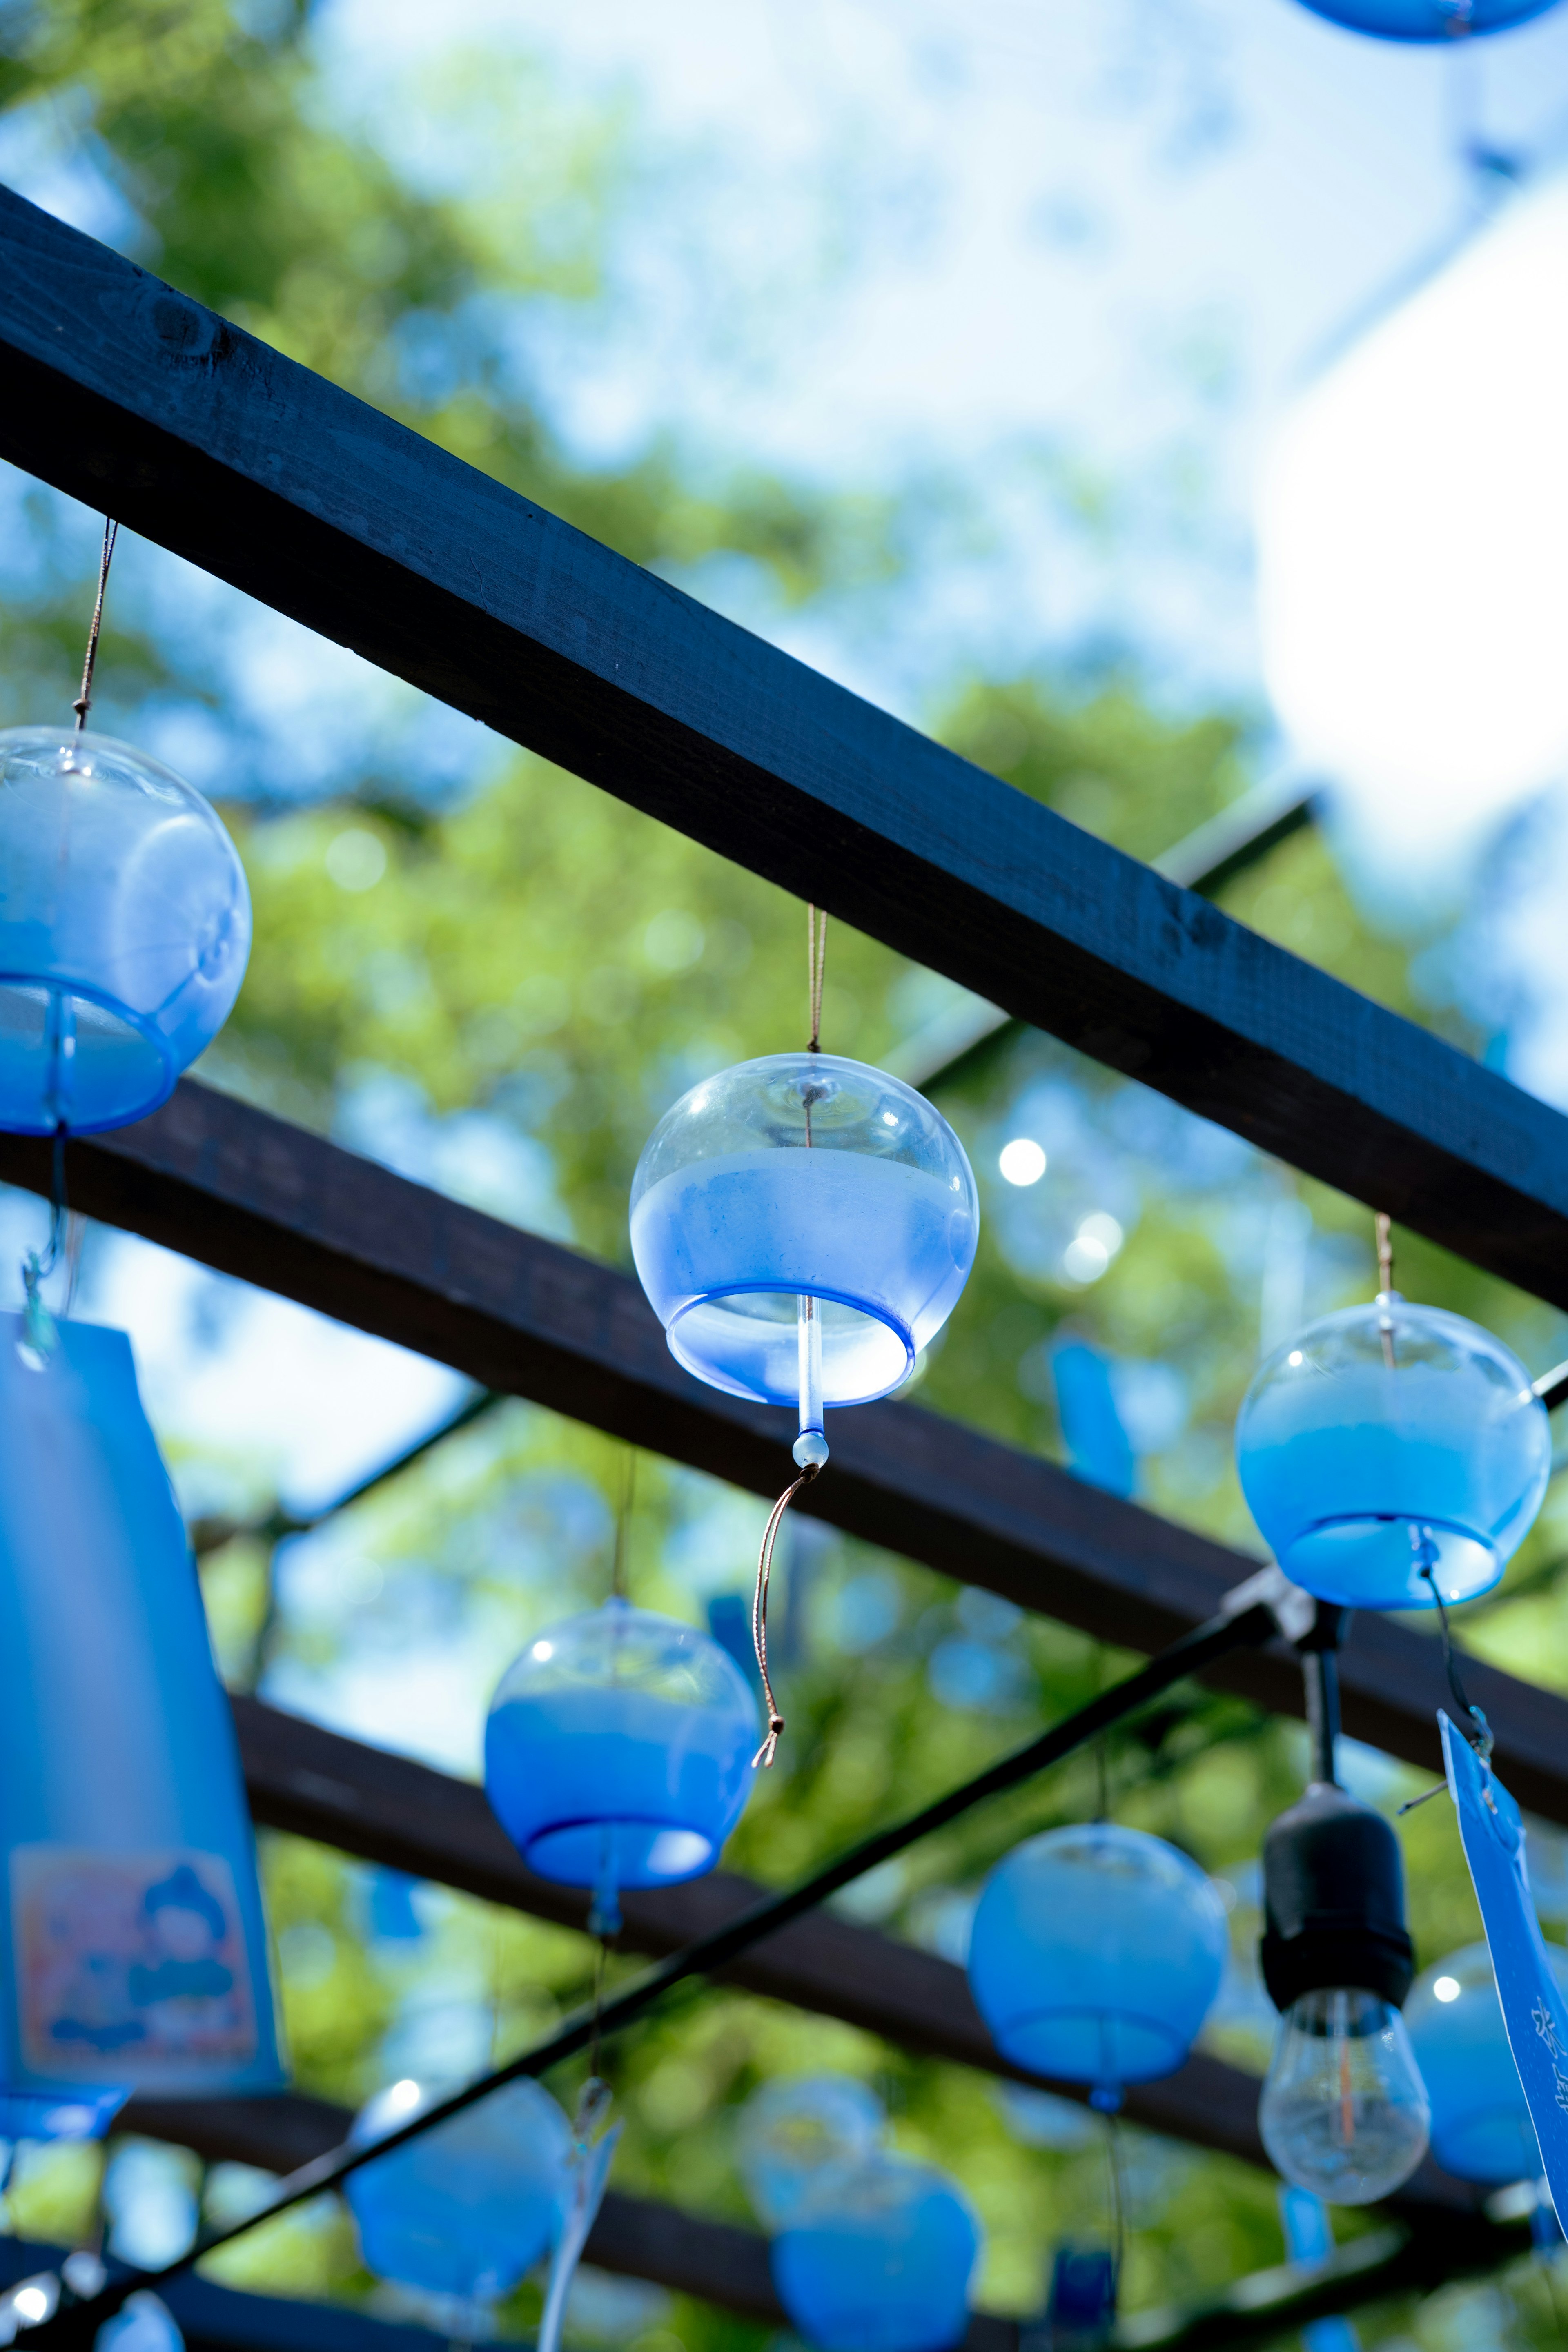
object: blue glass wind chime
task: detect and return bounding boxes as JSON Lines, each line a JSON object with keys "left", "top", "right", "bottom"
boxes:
{"left": 484, "top": 906, "right": 979, "bottom": 1935}
{"left": 0, "top": 520, "right": 278, "bottom": 2167}
{"left": 1234, "top": 1212, "right": 1554, "bottom": 2208}
{"left": 15, "top": 533, "right": 1568, "bottom": 2332}
{"left": 477, "top": 909, "right": 981, "bottom": 2344}
{"left": 738, "top": 2075, "right": 979, "bottom": 2352}
{"left": 1288, "top": 0, "right": 1563, "bottom": 46}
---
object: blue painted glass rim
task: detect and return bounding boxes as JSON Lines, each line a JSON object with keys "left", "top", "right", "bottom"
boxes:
{"left": 0, "top": 970, "right": 178, "bottom": 1136}
{"left": 1296, "top": 0, "right": 1559, "bottom": 35}
{"left": 520, "top": 1811, "right": 719, "bottom": 1871}
{"left": 991, "top": 2002, "right": 1189, "bottom": 2079}
{"left": 1289, "top": 1509, "right": 1501, "bottom": 1550}
{"left": 666, "top": 1281, "right": 915, "bottom": 1405}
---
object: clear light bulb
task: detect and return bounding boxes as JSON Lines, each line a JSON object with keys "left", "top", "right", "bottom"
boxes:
{"left": 1259, "top": 1987, "right": 1430, "bottom": 2205}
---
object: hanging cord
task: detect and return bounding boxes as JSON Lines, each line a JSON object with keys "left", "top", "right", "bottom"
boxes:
{"left": 1399, "top": 1558, "right": 1493, "bottom": 1811}
{"left": 1375, "top": 1212, "right": 1396, "bottom": 1372}
{"left": 587, "top": 1935, "right": 608, "bottom": 2087}
{"left": 1422, "top": 1561, "right": 1492, "bottom": 1760}
{"left": 806, "top": 904, "right": 826, "bottom": 1056}
{"left": 753, "top": 896, "right": 832, "bottom": 1764}
{"left": 750, "top": 1460, "right": 821, "bottom": 1768}
{"left": 73, "top": 519, "right": 118, "bottom": 732}
{"left": 589, "top": 1486, "right": 634, "bottom": 1937}
{"left": 1106, "top": 2111, "right": 1126, "bottom": 2303}
{"left": 21, "top": 1124, "right": 69, "bottom": 1359}
{"left": 1091, "top": 1645, "right": 1111, "bottom": 1821}
{"left": 610, "top": 1449, "right": 635, "bottom": 1603}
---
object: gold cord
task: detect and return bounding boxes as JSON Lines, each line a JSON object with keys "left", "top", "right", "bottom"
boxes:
{"left": 806, "top": 905, "right": 827, "bottom": 1054}
{"left": 73, "top": 519, "right": 118, "bottom": 732}
{"left": 751, "top": 1461, "right": 821, "bottom": 1768}
{"left": 1375, "top": 1211, "right": 1396, "bottom": 1370}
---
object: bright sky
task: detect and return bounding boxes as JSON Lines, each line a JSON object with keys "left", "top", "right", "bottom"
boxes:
{"left": 323, "top": 0, "right": 1568, "bottom": 712}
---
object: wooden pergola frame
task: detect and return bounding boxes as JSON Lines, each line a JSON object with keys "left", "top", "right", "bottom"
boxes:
{"left": 0, "top": 181, "right": 1559, "bottom": 2340}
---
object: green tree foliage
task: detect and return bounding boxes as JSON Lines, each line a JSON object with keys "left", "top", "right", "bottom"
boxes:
{"left": 3, "top": 6, "right": 1566, "bottom": 2347}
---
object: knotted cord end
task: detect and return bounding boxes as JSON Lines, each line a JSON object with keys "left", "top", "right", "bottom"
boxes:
{"left": 751, "top": 1457, "right": 822, "bottom": 1771}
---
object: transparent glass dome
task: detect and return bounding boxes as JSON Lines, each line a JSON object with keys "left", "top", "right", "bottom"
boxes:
{"left": 630, "top": 1054, "right": 978, "bottom": 1416}
{"left": 347, "top": 2076, "right": 571, "bottom": 2300}
{"left": 1235, "top": 1294, "right": 1549, "bottom": 1608}
{"left": 771, "top": 2153, "right": 979, "bottom": 2352}
{"left": 1406, "top": 1942, "right": 1568, "bottom": 2184}
{"left": 1296, "top": 0, "right": 1560, "bottom": 36}
{"left": 967, "top": 1824, "right": 1228, "bottom": 2087}
{"left": 0, "top": 728, "right": 251, "bottom": 1134}
{"left": 484, "top": 1600, "right": 758, "bottom": 1891}
{"left": 1260, "top": 1988, "right": 1430, "bottom": 2205}
{"left": 737, "top": 2075, "right": 886, "bottom": 2230}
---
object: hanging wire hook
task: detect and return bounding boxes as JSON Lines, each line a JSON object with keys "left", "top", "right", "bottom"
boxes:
{"left": 609, "top": 1449, "right": 635, "bottom": 1604}
{"left": 20, "top": 1124, "right": 69, "bottom": 1361}
{"left": 73, "top": 519, "right": 118, "bottom": 733}
{"left": 750, "top": 1459, "right": 821, "bottom": 1768}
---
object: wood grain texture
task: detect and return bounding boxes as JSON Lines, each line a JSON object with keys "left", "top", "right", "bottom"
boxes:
{"left": 2, "top": 185, "right": 1568, "bottom": 1300}
{"left": 4, "top": 1080, "right": 1564, "bottom": 1825}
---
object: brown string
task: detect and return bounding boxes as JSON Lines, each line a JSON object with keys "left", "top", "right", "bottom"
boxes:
{"left": 806, "top": 905, "right": 826, "bottom": 1054}
{"left": 610, "top": 1450, "right": 635, "bottom": 1602}
{"left": 751, "top": 1461, "right": 821, "bottom": 1768}
{"left": 73, "top": 519, "right": 118, "bottom": 732}
{"left": 1375, "top": 1211, "right": 1396, "bottom": 1370}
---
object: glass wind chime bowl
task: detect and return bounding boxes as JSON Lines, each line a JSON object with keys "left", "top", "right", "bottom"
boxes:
{"left": 1294, "top": 0, "right": 1562, "bottom": 36}
{"left": 738, "top": 2075, "right": 886, "bottom": 2230}
{"left": 771, "top": 2152, "right": 979, "bottom": 2352}
{"left": 1235, "top": 1297, "right": 1550, "bottom": 1609}
{"left": 630, "top": 1054, "right": 978, "bottom": 1413}
{"left": 0, "top": 728, "right": 251, "bottom": 1134}
{"left": 967, "top": 1824, "right": 1228, "bottom": 2087}
{"left": 1406, "top": 1942, "right": 1568, "bottom": 2184}
{"left": 347, "top": 2077, "right": 572, "bottom": 2300}
{"left": 485, "top": 1599, "right": 758, "bottom": 1891}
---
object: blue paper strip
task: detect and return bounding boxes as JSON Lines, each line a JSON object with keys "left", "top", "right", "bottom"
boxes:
{"left": 1440, "top": 1710, "right": 1568, "bottom": 2214}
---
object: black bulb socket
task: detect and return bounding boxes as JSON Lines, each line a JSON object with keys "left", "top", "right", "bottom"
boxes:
{"left": 1259, "top": 1781, "right": 1414, "bottom": 2013}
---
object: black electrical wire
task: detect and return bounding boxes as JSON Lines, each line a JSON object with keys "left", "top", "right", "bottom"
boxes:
{"left": 24, "top": 1595, "right": 1278, "bottom": 2347}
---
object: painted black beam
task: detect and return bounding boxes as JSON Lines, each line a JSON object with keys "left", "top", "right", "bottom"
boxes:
{"left": 901, "top": 773, "right": 1321, "bottom": 1093}
{"left": 1111, "top": 2206, "right": 1529, "bottom": 2352}
{"left": 2, "top": 189, "right": 1568, "bottom": 1304}
{"left": 219, "top": 1694, "right": 1484, "bottom": 2214}
{"left": 225, "top": 1695, "right": 1280, "bottom": 2176}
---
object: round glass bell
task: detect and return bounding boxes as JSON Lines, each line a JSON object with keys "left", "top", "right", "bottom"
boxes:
{"left": 1294, "top": 0, "right": 1560, "bottom": 36}
{"left": 346, "top": 2076, "right": 572, "bottom": 2300}
{"left": 1406, "top": 1941, "right": 1568, "bottom": 2184}
{"left": 770, "top": 2152, "right": 979, "bottom": 2352}
{"left": 630, "top": 1054, "right": 978, "bottom": 1419}
{"left": 0, "top": 727, "right": 251, "bottom": 1135}
{"left": 737, "top": 2075, "right": 885, "bottom": 2230}
{"left": 1235, "top": 1294, "right": 1550, "bottom": 1609}
{"left": 967, "top": 1824, "right": 1229, "bottom": 2088}
{"left": 485, "top": 1599, "right": 758, "bottom": 1896}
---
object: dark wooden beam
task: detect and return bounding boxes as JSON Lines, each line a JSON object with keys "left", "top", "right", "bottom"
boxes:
{"left": 0, "top": 2237, "right": 456, "bottom": 2352}
{"left": 109, "top": 2099, "right": 1015, "bottom": 2351}
{"left": 3, "top": 187, "right": 1568, "bottom": 1303}
{"left": 4, "top": 1080, "right": 1564, "bottom": 1825}
{"left": 228, "top": 1694, "right": 1280, "bottom": 2177}
{"left": 225, "top": 1695, "right": 1480, "bottom": 2219}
